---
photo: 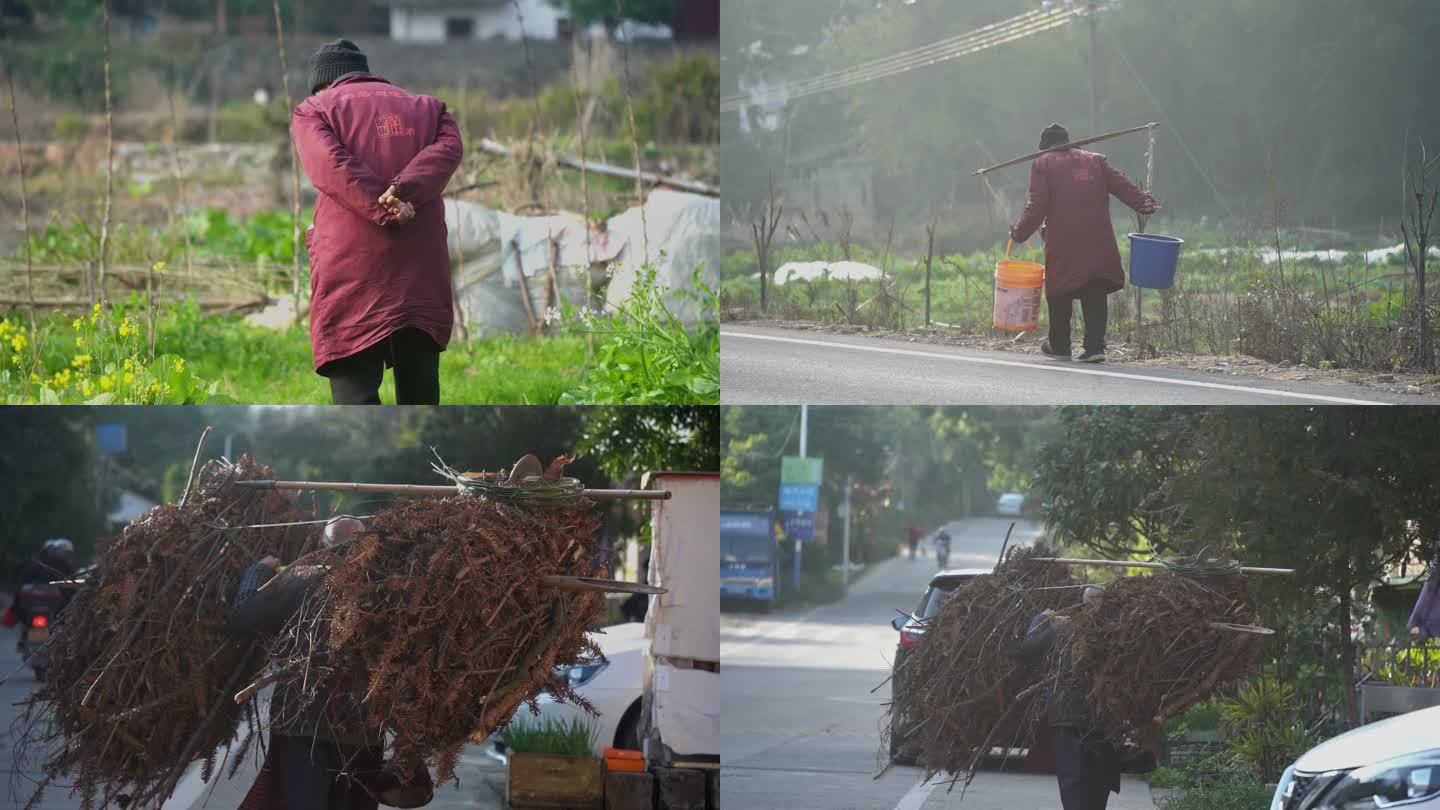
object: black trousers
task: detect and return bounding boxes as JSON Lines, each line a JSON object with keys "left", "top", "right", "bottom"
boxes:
{"left": 1047, "top": 283, "right": 1110, "bottom": 354}
{"left": 270, "top": 734, "right": 382, "bottom": 810}
{"left": 320, "top": 329, "right": 441, "bottom": 405}
{"left": 1053, "top": 726, "right": 1121, "bottom": 810}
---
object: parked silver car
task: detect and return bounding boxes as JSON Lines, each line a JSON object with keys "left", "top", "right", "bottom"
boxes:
{"left": 1271, "top": 703, "right": 1440, "bottom": 809}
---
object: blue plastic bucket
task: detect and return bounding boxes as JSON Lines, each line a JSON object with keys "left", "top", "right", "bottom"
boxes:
{"left": 1128, "top": 233, "right": 1184, "bottom": 289}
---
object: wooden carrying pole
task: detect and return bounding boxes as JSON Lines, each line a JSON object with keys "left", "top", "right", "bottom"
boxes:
{"left": 972, "top": 122, "right": 1159, "bottom": 176}
{"left": 230, "top": 479, "right": 671, "bottom": 500}
{"left": 1027, "top": 557, "right": 1294, "bottom": 575}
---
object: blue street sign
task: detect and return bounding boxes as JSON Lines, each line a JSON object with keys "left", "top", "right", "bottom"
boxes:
{"left": 779, "top": 483, "right": 820, "bottom": 512}
{"left": 782, "top": 512, "right": 816, "bottom": 542}
{"left": 96, "top": 424, "right": 127, "bottom": 454}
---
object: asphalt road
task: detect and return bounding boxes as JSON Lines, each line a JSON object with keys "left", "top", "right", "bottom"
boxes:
{"left": 721, "top": 517, "right": 1157, "bottom": 810}
{"left": 0, "top": 628, "right": 505, "bottom": 810}
{"left": 721, "top": 325, "right": 1426, "bottom": 405}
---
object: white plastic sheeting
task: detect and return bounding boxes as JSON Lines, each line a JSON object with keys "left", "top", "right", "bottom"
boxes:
{"left": 650, "top": 665, "right": 719, "bottom": 758}
{"left": 603, "top": 189, "right": 720, "bottom": 323}
{"left": 772, "top": 260, "right": 883, "bottom": 285}
{"left": 443, "top": 189, "right": 716, "bottom": 334}
{"left": 1191, "top": 243, "right": 1440, "bottom": 265}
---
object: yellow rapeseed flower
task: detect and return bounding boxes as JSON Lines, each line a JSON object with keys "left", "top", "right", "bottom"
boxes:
{"left": 153, "top": 261, "right": 167, "bottom": 272}
{"left": 75, "top": 336, "right": 86, "bottom": 349}
{"left": 80, "top": 379, "right": 94, "bottom": 397}
{"left": 123, "top": 356, "right": 138, "bottom": 373}
{"left": 173, "top": 357, "right": 185, "bottom": 373}
{"left": 91, "top": 303, "right": 102, "bottom": 324}
{"left": 72, "top": 318, "right": 84, "bottom": 331}
{"left": 10, "top": 333, "right": 27, "bottom": 353}
{"left": 100, "top": 375, "right": 116, "bottom": 392}
{"left": 0, "top": 321, "right": 12, "bottom": 338}
{"left": 10, "top": 355, "right": 18, "bottom": 366}
{"left": 72, "top": 354, "right": 92, "bottom": 370}
{"left": 122, "top": 371, "right": 135, "bottom": 386}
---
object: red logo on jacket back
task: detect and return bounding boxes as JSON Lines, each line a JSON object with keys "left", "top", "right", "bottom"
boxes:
{"left": 375, "top": 114, "right": 415, "bottom": 138}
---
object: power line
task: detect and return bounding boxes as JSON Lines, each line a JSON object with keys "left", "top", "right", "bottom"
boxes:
{"left": 721, "top": 8, "right": 1085, "bottom": 113}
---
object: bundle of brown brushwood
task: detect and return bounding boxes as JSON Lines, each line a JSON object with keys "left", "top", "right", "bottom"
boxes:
{"left": 265, "top": 456, "right": 607, "bottom": 786}
{"left": 1069, "top": 571, "right": 1262, "bottom": 741}
{"left": 886, "top": 544, "right": 1079, "bottom": 781}
{"left": 888, "top": 546, "right": 1265, "bottom": 787}
{"left": 19, "top": 457, "right": 316, "bottom": 810}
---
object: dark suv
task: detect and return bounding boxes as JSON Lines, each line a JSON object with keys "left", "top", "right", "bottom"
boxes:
{"left": 887, "top": 568, "right": 989, "bottom": 763}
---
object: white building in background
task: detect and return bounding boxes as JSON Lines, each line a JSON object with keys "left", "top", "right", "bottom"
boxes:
{"left": 107, "top": 490, "right": 158, "bottom": 530}
{"left": 384, "top": 0, "right": 570, "bottom": 42}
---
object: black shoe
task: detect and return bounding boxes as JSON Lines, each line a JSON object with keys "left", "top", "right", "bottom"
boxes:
{"left": 1077, "top": 349, "right": 1106, "bottom": 363}
{"left": 1040, "top": 339, "right": 1072, "bottom": 360}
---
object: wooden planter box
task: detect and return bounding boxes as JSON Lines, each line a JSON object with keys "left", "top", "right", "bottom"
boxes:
{"left": 508, "top": 752, "right": 604, "bottom": 809}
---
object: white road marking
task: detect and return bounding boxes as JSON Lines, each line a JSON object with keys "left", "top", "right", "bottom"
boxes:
{"left": 721, "top": 604, "right": 826, "bottom": 658}
{"left": 722, "top": 331, "right": 1389, "bottom": 405}
{"left": 894, "top": 777, "right": 939, "bottom": 810}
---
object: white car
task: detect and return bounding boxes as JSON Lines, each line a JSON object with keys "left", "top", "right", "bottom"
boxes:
{"left": 1271, "top": 703, "right": 1440, "bottom": 809}
{"left": 995, "top": 493, "right": 1025, "bottom": 517}
{"left": 497, "top": 621, "right": 649, "bottom": 757}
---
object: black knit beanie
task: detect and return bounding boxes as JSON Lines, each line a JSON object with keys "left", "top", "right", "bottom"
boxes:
{"left": 1039, "top": 123, "right": 1070, "bottom": 150}
{"left": 308, "top": 39, "right": 369, "bottom": 94}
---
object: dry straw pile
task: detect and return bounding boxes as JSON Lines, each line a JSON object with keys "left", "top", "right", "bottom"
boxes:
{"left": 19, "top": 457, "right": 314, "bottom": 809}
{"left": 18, "top": 453, "right": 611, "bottom": 809}
{"left": 888, "top": 545, "right": 1262, "bottom": 787}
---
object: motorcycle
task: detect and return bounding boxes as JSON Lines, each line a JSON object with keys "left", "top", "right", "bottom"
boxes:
{"left": 15, "top": 583, "right": 64, "bottom": 681}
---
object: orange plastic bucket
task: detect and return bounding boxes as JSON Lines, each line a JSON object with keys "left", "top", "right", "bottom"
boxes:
{"left": 993, "top": 240, "right": 1045, "bottom": 332}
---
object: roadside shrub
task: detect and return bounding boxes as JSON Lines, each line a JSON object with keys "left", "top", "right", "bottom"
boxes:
{"left": 1160, "top": 780, "right": 1272, "bottom": 810}
{"left": 1223, "top": 678, "right": 1315, "bottom": 784}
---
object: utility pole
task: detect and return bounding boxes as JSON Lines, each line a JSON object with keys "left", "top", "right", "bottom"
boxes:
{"left": 795, "top": 404, "right": 808, "bottom": 593}
{"left": 842, "top": 475, "right": 852, "bottom": 588}
{"left": 1087, "top": 0, "right": 1099, "bottom": 135}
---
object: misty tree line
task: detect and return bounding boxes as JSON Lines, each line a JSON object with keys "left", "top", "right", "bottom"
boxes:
{"left": 722, "top": 0, "right": 1440, "bottom": 237}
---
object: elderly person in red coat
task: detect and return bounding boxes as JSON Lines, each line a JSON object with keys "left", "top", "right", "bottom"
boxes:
{"left": 292, "top": 39, "right": 464, "bottom": 404}
{"left": 1009, "top": 124, "right": 1159, "bottom": 363}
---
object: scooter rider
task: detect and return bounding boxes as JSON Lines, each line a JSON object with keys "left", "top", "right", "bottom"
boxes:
{"left": 934, "top": 530, "right": 952, "bottom": 568}
{"left": 13, "top": 539, "right": 75, "bottom": 651}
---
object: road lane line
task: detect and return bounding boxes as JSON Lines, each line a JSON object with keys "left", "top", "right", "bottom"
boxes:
{"left": 720, "top": 604, "right": 825, "bottom": 658}
{"left": 894, "top": 777, "right": 939, "bottom": 810}
{"left": 722, "top": 331, "right": 1389, "bottom": 405}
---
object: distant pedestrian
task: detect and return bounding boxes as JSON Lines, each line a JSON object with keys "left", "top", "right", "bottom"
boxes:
{"left": 1010, "top": 123, "right": 1160, "bottom": 364}
{"left": 906, "top": 525, "right": 923, "bottom": 559}
{"left": 292, "top": 39, "right": 464, "bottom": 405}
{"left": 1020, "top": 585, "right": 1124, "bottom": 810}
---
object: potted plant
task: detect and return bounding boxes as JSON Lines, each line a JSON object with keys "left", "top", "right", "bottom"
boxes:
{"left": 505, "top": 717, "right": 604, "bottom": 809}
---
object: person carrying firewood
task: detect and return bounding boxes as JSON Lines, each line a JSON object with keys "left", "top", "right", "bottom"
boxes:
{"left": 292, "top": 39, "right": 464, "bottom": 405}
{"left": 1009, "top": 123, "right": 1160, "bottom": 364}
{"left": 227, "top": 517, "right": 432, "bottom": 810}
{"left": 1020, "top": 584, "right": 1123, "bottom": 810}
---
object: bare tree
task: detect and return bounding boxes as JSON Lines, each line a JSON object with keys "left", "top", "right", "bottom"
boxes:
{"left": 4, "top": 62, "right": 36, "bottom": 353}
{"left": 1402, "top": 143, "right": 1438, "bottom": 372}
{"left": 923, "top": 219, "right": 936, "bottom": 327}
{"left": 273, "top": 0, "right": 303, "bottom": 326}
{"left": 837, "top": 206, "right": 855, "bottom": 260}
{"left": 98, "top": 0, "right": 114, "bottom": 303}
{"left": 751, "top": 176, "right": 783, "bottom": 312}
